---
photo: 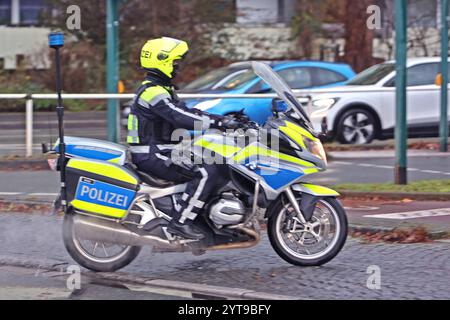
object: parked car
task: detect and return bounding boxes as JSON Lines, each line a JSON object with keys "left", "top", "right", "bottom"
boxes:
{"left": 307, "top": 57, "right": 450, "bottom": 144}
{"left": 184, "top": 60, "right": 356, "bottom": 124}
{"left": 181, "top": 61, "right": 261, "bottom": 92}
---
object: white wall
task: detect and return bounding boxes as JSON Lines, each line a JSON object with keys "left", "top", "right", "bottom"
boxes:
{"left": 0, "top": 27, "right": 50, "bottom": 69}
{"left": 211, "top": 24, "right": 295, "bottom": 60}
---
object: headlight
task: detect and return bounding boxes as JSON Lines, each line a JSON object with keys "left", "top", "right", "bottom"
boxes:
{"left": 310, "top": 98, "right": 339, "bottom": 119}
{"left": 193, "top": 99, "right": 222, "bottom": 111}
{"left": 303, "top": 136, "right": 327, "bottom": 165}
{"left": 312, "top": 98, "right": 338, "bottom": 110}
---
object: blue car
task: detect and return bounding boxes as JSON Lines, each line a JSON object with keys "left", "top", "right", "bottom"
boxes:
{"left": 181, "top": 60, "right": 356, "bottom": 125}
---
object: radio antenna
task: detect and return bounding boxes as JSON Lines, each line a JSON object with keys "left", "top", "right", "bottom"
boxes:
{"left": 48, "top": 31, "right": 67, "bottom": 214}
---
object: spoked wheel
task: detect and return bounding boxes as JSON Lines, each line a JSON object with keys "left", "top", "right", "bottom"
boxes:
{"left": 268, "top": 197, "right": 347, "bottom": 266}
{"left": 62, "top": 213, "right": 141, "bottom": 272}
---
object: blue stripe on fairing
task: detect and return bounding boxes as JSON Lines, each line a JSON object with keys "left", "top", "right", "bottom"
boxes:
{"left": 253, "top": 166, "right": 304, "bottom": 190}
{"left": 56, "top": 144, "right": 122, "bottom": 161}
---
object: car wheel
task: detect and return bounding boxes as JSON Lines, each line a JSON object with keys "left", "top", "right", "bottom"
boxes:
{"left": 336, "top": 108, "right": 377, "bottom": 144}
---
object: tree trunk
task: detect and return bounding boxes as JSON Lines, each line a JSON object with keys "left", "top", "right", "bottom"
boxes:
{"left": 343, "top": 0, "right": 375, "bottom": 72}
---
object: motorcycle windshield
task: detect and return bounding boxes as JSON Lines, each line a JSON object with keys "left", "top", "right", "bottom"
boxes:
{"left": 251, "top": 61, "right": 314, "bottom": 130}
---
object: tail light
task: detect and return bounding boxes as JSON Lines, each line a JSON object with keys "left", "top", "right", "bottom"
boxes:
{"left": 47, "top": 158, "right": 58, "bottom": 171}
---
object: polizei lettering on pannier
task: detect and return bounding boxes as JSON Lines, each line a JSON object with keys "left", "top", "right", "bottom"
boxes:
{"left": 74, "top": 177, "right": 135, "bottom": 210}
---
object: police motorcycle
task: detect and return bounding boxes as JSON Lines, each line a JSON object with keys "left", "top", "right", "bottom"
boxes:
{"left": 47, "top": 61, "right": 347, "bottom": 272}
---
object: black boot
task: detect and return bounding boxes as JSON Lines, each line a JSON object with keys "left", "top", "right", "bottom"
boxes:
{"left": 167, "top": 219, "right": 205, "bottom": 240}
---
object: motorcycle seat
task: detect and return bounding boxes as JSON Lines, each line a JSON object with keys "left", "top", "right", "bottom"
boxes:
{"left": 136, "top": 170, "right": 175, "bottom": 188}
{"left": 124, "top": 163, "right": 175, "bottom": 188}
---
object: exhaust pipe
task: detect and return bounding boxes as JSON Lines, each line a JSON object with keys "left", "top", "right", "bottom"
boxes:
{"left": 72, "top": 214, "right": 261, "bottom": 252}
{"left": 72, "top": 214, "right": 179, "bottom": 249}
{"left": 206, "top": 227, "right": 261, "bottom": 251}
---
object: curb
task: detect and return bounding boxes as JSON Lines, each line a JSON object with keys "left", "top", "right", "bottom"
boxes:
{"left": 0, "top": 159, "right": 49, "bottom": 171}
{"left": 0, "top": 255, "right": 303, "bottom": 300}
{"left": 340, "top": 191, "right": 450, "bottom": 201}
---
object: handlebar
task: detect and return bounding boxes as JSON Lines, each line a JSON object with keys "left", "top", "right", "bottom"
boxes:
{"left": 227, "top": 113, "right": 259, "bottom": 130}
{"left": 222, "top": 127, "right": 259, "bottom": 139}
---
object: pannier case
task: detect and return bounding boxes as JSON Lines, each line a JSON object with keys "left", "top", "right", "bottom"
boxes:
{"left": 66, "top": 158, "right": 140, "bottom": 218}
{"left": 55, "top": 136, "right": 128, "bottom": 165}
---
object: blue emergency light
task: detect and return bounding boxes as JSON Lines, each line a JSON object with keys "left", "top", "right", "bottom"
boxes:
{"left": 48, "top": 32, "right": 64, "bottom": 48}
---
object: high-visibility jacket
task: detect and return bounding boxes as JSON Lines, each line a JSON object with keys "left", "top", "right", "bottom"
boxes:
{"left": 127, "top": 77, "right": 223, "bottom": 162}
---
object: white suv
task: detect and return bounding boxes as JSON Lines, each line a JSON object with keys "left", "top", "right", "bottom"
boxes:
{"left": 306, "top": 57, "right": 450, "bottom": 144}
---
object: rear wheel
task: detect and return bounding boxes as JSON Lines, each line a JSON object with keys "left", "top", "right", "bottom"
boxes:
{"left": 268, "top": 197, "right": 347, "bottom": 266}
{"left": 62, "top": 213, "right": 141, "bottom": 272}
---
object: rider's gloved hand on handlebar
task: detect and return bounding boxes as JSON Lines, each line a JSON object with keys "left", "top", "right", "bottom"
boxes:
{"left": 244, "top": 121, "right": 259, "bottom": 130}
{"left": 220, "top": 115, "right": 247, "bottom": 130}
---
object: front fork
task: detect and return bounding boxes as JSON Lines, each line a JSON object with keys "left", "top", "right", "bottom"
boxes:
{"left": 284, "top": 187, "right": 320, "bottom": 223}
{"left": 284, "top": 188, "right": 307, "bottom": 224}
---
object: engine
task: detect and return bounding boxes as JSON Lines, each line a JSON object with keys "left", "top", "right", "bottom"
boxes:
{"left": 208, "top": 192, "right": 246, "bottom": 226}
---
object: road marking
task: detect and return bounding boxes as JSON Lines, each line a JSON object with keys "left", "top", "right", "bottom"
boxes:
{"left": 357, "top": 163, "right": 373, "bottom": 167}
{"left": 421, "top": 170, "right": 444, "bottom": 174}
{"left": 333, "top": 161, "right": 353, "bottom": 165}
{"left": 345, "top": 205, "right": 380, "bottom": 211}
{"left": 364, "top": 208, "right": 450, "bottom": 220}
{"left": 374, "top": 165, "right": 394, "bottom": 169}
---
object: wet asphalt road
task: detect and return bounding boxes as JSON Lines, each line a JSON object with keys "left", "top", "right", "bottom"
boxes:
{"left": 0, "top": 212, "right": 449, "bottom": 299}
{"left": 0, "top": 265, "right": 186, "bottom": 300}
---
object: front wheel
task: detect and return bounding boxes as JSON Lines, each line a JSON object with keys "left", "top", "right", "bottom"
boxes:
{"left": 62, "top": 213, "right": 141, "bottom": 272}
{"left": 268, "top": 197, "right": 347, "bottom": 266}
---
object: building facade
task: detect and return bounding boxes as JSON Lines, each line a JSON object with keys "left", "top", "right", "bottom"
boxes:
{"left": 0, "top": 0, "right": 49, "bottom": 69}
{"left": 0, "top": 0, "right": 446, "bottom": 71}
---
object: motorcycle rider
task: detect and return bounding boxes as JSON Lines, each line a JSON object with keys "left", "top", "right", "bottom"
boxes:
{"left": 127, "top": 37, "right": 244, "bottom": 240}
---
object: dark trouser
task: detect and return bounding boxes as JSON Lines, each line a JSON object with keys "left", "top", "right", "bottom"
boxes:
{"left": 133, "top": 145, "right": 228, "bottom": 223}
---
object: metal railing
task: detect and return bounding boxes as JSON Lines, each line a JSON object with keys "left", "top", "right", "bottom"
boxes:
{"left": 0, "top": 92, "right": 312, "bottom": 157}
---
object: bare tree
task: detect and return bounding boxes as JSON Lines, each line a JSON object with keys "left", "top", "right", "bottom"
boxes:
{"left": 291, "top": 0, "right": 345, "bottom": 59}
{"left": 342, "top": 0, "right": 376, "bottom": 72}
{"left": 40, "top": 0, "right": 236, "bottom": 91}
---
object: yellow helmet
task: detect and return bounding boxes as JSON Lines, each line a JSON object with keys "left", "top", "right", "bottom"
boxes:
{"left": 140, "top": 37, "right": 189, "bottom": 78}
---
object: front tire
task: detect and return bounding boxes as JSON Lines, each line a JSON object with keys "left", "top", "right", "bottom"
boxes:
{"left": 62, "top": 214, "right": 141, "bottom": 272}
{"left": 268, "top": 197, "right": 347, "bottom": 266}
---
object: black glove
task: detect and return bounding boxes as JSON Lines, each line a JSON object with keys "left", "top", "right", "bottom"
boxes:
{"left": 219, "top": 115, "right": 245, "bottom": 130}
{"left": 244, "top": 121, "right": 259, "bottom": 130}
